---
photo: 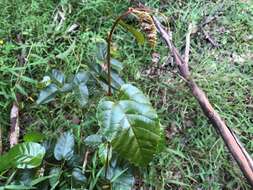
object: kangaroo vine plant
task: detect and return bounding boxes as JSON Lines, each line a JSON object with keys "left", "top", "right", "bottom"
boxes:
{"left": 106, "top": 7, "right": 253, "bottom": 186}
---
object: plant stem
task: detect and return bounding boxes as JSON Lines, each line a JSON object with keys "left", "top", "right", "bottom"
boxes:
{"left": 107, "top": 9, "right": 133, "bottom": 96}
{"left": 104, "top": 143, "right": 111, "bottom": 179}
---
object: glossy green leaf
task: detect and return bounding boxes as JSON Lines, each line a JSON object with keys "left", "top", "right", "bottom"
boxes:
{"left": 36, "top": 84, "right": 58, "bottom": 104}
{"left": 72, "top": 168, "right": 87, "bottom": 184}
{"left": 76, "top": 83, "right": 89, "bottom": 107}
{"left": 97, "top": 84, "right": 161, "bottom": 166}
{"left": 54, "top": 132, "right": 74, "bottom": 161}
{"left": 105, "top": 159, "right": 134, "bottom": 190}
{"left": 119, "top": 20, "right": 145, "bottom": 45}
{"left": 111, "top": 59, "right": 123, "bottom": 72}
{"left": 112, "top": 170, "right": 134, "bottom": 190}
{"left": 0, "top": 142, "right": 45, "bottom": 172}
{"left": 95, "top": 41, "right": 107, "bottom": 61}
{"left": 84, "top": 134, "right": 103, "bottom": 147}
{"left": 16, "top": 169, "right": 34, "bottom": 186}
{"left": 60, "top": 83, "right": 73, "bottom": 92}
{"left": 49, "top": 167, "right": 62, "bottom": 188}
{"left": 23, "top": 132, "right": 45, "bottom": 142}
{"left": 73, "top": 71, "right": 89, "bottom": 85}
{"left": 100, "top": 71, "right": 124, "bottom": 90}
{"left": 52, "top": 69, "right": 65, "bottom": 84}
{"left": 110, "top": 72, "right": 124, "bottom": 89}
{"left": 98, "top": 143, "right": 112, "bottom": 165}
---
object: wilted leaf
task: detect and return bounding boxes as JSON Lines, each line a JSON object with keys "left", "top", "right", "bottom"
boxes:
{"left": 97, "top": 84, "right": 161, "bottom": 166}
{"left": 54, "top": 132, "right": 74, "bottom": 161}
{"left": 36, "top": 84, "right": 58, "bottom": 104}
{"left": 0, "top": 142, "right": 45, "bottom": 172}
{"left": 119, "top": 20, "right": 145, "bottom": 45}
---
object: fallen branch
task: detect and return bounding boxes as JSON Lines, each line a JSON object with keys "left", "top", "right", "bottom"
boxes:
{"left": 82, "top": 150, "right": 90, "bottom": 173}
{"left": 201, "top": 28, "right": 219, "bottom": 48}
{"left": 9, "top": 34, "right": 26, "bottom": 148}
{"left": 184, "top": 23, "right": 193, "bottom": 65}
{"left": 152, "top": 16, "right": 253, "bottom": 186}
{"left": 9, "top": 102, "right": 19, "bottom": 147}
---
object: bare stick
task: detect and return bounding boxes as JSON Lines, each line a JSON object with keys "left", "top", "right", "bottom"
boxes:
{"left": 152, "top": 16, "right": 253, "bottom": 186}
{"left": 201, "top": 28, "right": 219, "bottom": 48}
{"left": 82, "top": 150, "right": 90, "bottom": 173}
{"left": 9, "top": 34, "right": 27, "bottom": 148}
{"left": 9, "top": 102, "right": 19, "bottom": 147}
{"left": 184, "top": 23, "right": 193, "bottom": 65}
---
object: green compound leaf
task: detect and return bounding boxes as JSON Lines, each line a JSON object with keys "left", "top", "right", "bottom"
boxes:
{"left": 97, "top": 84, "right": 161, "bottom": 166}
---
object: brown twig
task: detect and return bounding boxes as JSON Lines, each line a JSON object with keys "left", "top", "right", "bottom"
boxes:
{"left": 9, "top": 34, "right": 27, "bottom": 148}
{"left": 184, "top": 23, "right": 193, "bottom": 65}
{"left": 9, "top": 102, "right": 19, "bottom": 147}
{"left": 201, "top": 28, "right": 219, "bottom": 48}
{"left": 152, "top": 16, "right": 253, "bottom": 186}
{"left": 82, "top": 150, "right": 90, "bottom": 173}
{"left": 107, "top": 9, "right": 133, "bottom": 96}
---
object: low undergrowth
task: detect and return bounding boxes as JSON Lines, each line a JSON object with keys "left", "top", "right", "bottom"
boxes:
{"left": 0, "top": 0, "right": 252, "bottom": 189}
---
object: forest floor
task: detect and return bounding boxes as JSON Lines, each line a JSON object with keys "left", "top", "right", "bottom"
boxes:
{"left": 0, "top": 0, "right": 253, "bottom": 189}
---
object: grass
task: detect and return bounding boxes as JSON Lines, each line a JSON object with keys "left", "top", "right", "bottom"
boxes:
{"left": 0, "top": 0, "right": 252, "bottom": 189}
